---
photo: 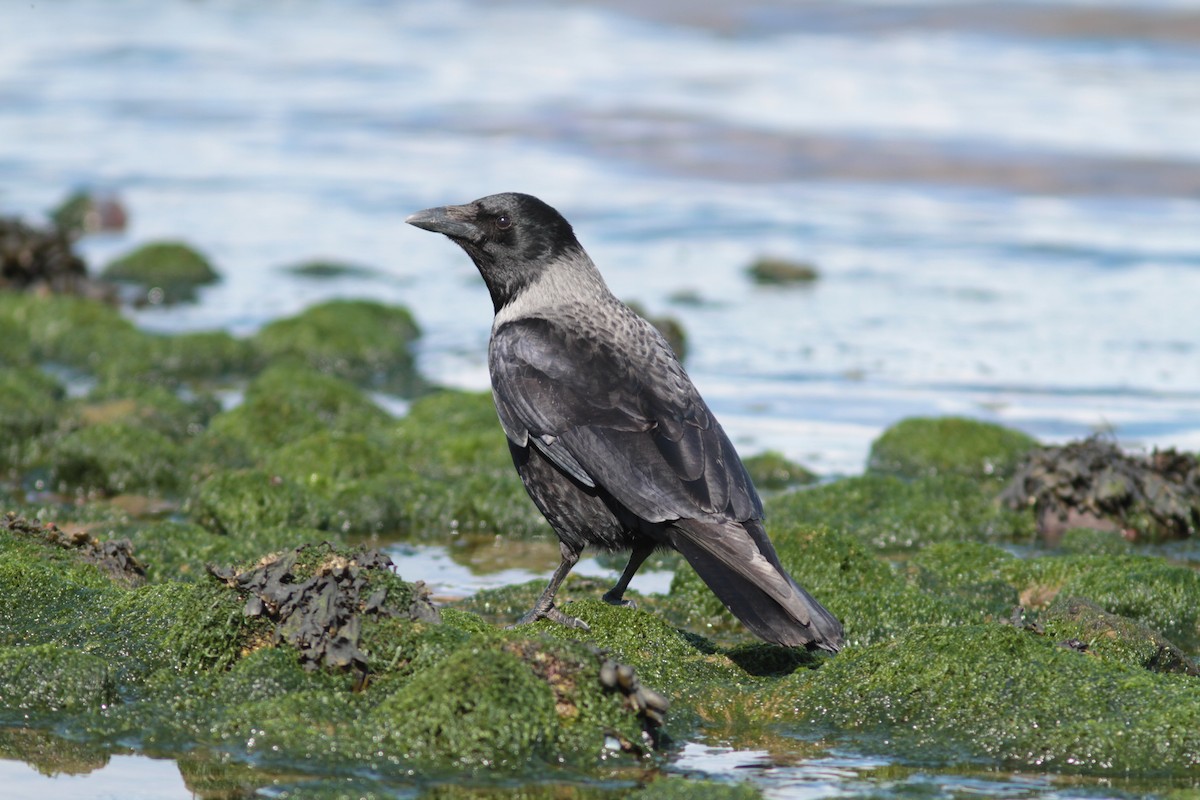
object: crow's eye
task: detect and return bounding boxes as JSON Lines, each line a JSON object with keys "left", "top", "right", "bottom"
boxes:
{"left": 496, "top": 214, "right": 512, "bottom": 231}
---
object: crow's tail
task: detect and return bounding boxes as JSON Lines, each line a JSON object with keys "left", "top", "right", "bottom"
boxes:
{"left": 670, "top": 518, "right": 844, "bottom": 651}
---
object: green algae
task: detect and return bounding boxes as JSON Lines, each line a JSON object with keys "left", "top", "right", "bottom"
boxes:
{"left": 0, "top": 644, "right": 118, "bottom": 715}
{"left": 374, "top": 645, "right": 560, "bottom": 768}
{"left": 1040, "top": 596, "right": 1198, "bottom": 676}
{"left": 765, "top": 472, "right": 1034, "bottom": 552}
{"left": 124, "top": 520, "right": 307, "bottom": 583}
{"left": 742, "top": 450, "right": 817, "bottom": 491}
{"left": 0, "top": 366, "right": 64, "bottom": 471}
{"left": 784, "top": 623, "right": 1200, "bottom": 775}
{"left": 187, "top": 469, "right": 334, "bottom": 537}
{"left": 101, "top": 240, "right": 220, "bottom": 301}
{"left": 50, "top": 421, "right": 188, "bottom": 496}
{"left": 78, "top": 380, "right": 220, "bottom": 441}
{"left": 745, "top": 255, "right": 819, "bottom": 285}
{"left": 385, "top": 390, "right": 548, "bottom": 539}
{"left": 252, "top": 298, "right": 422, "bottom": 395}
{"left": 201, "top": 363, "right": 392, "bottom": 461}
{"left": 866, "top": 416, "right": 1038, "bottom": 483}
{"left": 0, "top": 293, "right": 254, "bottom": 385}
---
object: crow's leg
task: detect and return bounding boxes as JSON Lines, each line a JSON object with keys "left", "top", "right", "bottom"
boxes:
{"left": 602, "top": 541, "right": 655, "bottom": 609}
{"left": 511, "top": 540, "right": 589, "bottom": 630}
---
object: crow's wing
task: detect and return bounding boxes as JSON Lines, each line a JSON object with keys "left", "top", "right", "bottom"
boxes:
{"left": 490, "top": 314, "right": 762, "bottom": 524}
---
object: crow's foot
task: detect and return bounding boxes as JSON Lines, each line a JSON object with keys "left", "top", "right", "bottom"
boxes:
{"left": 509, "top": 603, "right": 590, "bottom": 631}
{"left": 602, "top": 589, "right": 637, "bottom": 609}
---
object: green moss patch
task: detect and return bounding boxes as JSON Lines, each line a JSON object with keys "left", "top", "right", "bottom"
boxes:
{"left": 786, "top": 624, "right": 1200, "bottom": 775}
{"left": 867, "top": 416, "right": 1038, "bottom": 482}
{"left": 252, "top": 299, "right": 422, "bottom": 395}
{"left": 102, "top": 240, "right": 220, "bottom": 289}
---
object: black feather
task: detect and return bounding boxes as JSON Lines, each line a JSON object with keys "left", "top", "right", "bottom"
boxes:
{"left": 407, "top": 192, "right": 843, "bottom": 651}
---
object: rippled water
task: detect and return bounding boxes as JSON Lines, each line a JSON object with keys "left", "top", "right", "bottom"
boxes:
{"left": 2, "top": 0, "right": 1199, "bottom": 796}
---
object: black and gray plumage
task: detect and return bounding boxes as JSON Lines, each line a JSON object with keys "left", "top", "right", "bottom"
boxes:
{"left": 406, "top": 192, "right": 843, "bottom": 651}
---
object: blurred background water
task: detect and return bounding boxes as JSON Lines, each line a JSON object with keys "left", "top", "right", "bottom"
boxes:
{"left": 2, "top": 0, "right": 1199, "bottom": 797}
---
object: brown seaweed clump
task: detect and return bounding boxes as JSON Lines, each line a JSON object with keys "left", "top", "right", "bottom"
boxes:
{"left": 208, "top": 544, "right": 441, "bottom": 678}
{"left": 1, "top": 511, "right": 146, "bottom": 587}
{"left": 0, "top": 217, "right": 88, "bottom": 293}
{"left": 1000, "top": 437, "right": 1200, "bottom": 543}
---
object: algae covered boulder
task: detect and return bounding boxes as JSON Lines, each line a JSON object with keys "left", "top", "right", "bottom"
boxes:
{"left": 867, "top": 416, "right": 1038, "bottom": 482}
{"left": 0, "top": 644, "right": 118, "bottom": 715}
{"left": 1040, "top": 596, "right": 1198, "bottom": 676}
{"left": 50, "top": 421, "right": 188, "bottom": 496}
{"left": 252, "top": 299, "right": 422, "bottom": 395}
{"left": 102, "top": 240, "right": 219, "bottom": 302}
{"left": 0, "top": 365, "right": 64, "bottom": 470}
{"left": 200, "top": 363, "right": 392, "bottom": 462}
{"left": 745, "top": 255, "right": 819, "bottom": 286}
{"left": 187, "top": 469, "right": 333, "bottom": 537}
{"left": 785, "top": 623, "right": 1200, "bottom": 774}
{"left": 765, "top": 472, "right": 1033, "bottom": 552}
{"left": 742, "top": 450, "right": 817, "bottom": 491}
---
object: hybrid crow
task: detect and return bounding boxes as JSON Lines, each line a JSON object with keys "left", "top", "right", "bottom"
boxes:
{"left": 406, "top": 192, "right": 843, "bottom": 651}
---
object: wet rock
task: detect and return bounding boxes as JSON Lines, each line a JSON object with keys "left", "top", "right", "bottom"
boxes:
{"left": 742, "top": 449, "right": 817, "bottom": 491}
{"left": 745, "top": 255, "right": 819, "bottom": 286}
{"left": 282, "top": 259, "right": 379, "bottom": 279}
{"left": 2, "top": 512, "right": 146, "bottom": 587}
{"left": 101, "top": 240, "right": 220, "bottom": 303}
{"left": 199, "top": 363, "right": 392, "bottom": 461}
{"left": 0, "top": 216, "right": 88, "bottom": 293}
{"left": 0, "top": 366, "right": 64, "bottom": 471}
{"left": 0, "top": 644, "right": 119, "bottom": 712}
{"left": 252, "top": 299, "right": 423, "bottom": 396}
{"left": 999, "top": 436, "right": 1200, "bottom": 542}
{"left": 1041, "top": 596, "right": 1199, "bottom": 676}
{"left": 208, "top": 543, "right": 440, "bottom": 676}
{"left": 766, "top": 472, "right": 1033, "bottom": 553}
{"left": 50, "top": 421, "right": 187, "bottom": 497}
{"left": 49, "top": 190, "right": 128, "bottom": 238}
{"left": 867, "top": 416, "right": 1039, "bottom": 482}
{"left": 784, "top": 623, "right": 1200, "bottom": 774}
{"left": 187, "top": 469, "right": 333, "bottom": 537}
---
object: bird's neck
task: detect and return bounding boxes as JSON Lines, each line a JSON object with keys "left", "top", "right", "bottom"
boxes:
{"left": 491, "top": 246, "right": 612, "bottom": 326}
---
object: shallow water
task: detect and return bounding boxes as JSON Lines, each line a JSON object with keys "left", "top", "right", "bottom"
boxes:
{"left": 2, "top": 0, "right": 1199, "bottom": 796}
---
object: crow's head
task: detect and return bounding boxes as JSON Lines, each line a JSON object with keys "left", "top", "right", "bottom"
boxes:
{"left": 407, "top": 192, "right": 583, "bottom": 311}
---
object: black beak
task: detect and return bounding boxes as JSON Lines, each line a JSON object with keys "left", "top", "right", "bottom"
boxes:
{"left": 405, "top": 205, "right": 482, "bottom": 242}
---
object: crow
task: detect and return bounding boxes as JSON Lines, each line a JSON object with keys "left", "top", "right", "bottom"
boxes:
{"left": 406, "top": 192, "right": 843, "bottom": 651}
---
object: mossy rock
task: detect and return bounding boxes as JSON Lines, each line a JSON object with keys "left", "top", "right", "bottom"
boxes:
{"left": 186, "top": 468, "right": 334, "bottom": 537}
{"left": 384, "top": 390, "right": 547, "bottom": 539}
{"left": 373, "top": 646, "right": 561, "bottom": 768}
{"left": 283, "top": 259, "right": 378, "bottom": 279}
{"left": 0, "top": 314, "right": 34, "bottom": 367}
{"left": 252, "top": 299, "right": 422, "bottom": 395}
{"left": 124, "top": 520, "right": 307, "bottom": 583}
{"left": 746, "top": 256, "right": 819, "bottom": 285}
{"left": 785, "top": 623, "right": 1200, "bottom": 774}
{"left": 151, "top": 329, "right": 261, "bottom": 381}
{"left": 50, "top": 421, "right": 188, "bottom": 495}
{"left": 77, "top": 380, "right": 220, "bottom": 442}
{"left": 102, "top": 240, "right": 219, "bottom": 287}
{"left": 1041, "top": 596, "right": 1198, "bottom": 676}
{"left": 867, "top": 416, "right": 1038, "bottom": 482}
{"left": 743, "top": 450, "right": 817, "bottom": 491}
{"left": 200, "top": 364, "right": 392, "bottom": 463}
{"left": 766, "top": 473, "right": 1034, "bottom": 553}
{"left": 0, "top": 644, "right": 119, "bottom": 715}
{"left": 0, "top": 366, "right": 64, "bottom": 470}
